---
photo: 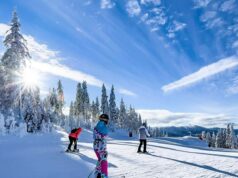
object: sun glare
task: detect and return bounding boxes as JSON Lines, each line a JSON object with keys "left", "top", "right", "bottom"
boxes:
{"left": 22, "top": 67, "right": 39, "bottom": 89}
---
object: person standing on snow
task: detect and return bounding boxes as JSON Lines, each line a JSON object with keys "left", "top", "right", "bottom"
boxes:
{"left": 66, "top": 127, "right": 82, "bottom": 152}
{"left": 93, "top": 114, "right": 109, "bottom": 178}
{"left": 137, "top": 123, "right": 150, "bottom": 153}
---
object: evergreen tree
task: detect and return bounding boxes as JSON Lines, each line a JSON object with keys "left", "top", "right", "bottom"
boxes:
{"left": 206, "top": 132, "right": 212, "bottom": 147}
{"left": 95, "top": 97, "right": 100, "bottom": 116}
{"left": 215, "top": 129, "right": 224, "bottom": 148}
{"left": 56, "top": 80, "right": 64, "bottom": 116}
{"left": 101, "top": 84, "right": 109, "bottom": 115}
{"left": 22, "top": 88, "right": 44, "bottom": 132}
{"left": 211, "top": 132, "right": 216, "bottom": 147}
{"left": 74, "top": 83, "right": 83, "bottom": 116}
{"left": 109, "top": 85, "right": 117, "bottom": 130}
{"left": 226, "top": 123, "right": 232, "bottom": 148}
{"left": 81, "top": 81, "right": 90, "bottom": 124}
{"left": 118, "top": 98, "right": 127, "bottom": 128}
{"left": 0, "top": 10, "right": 30, "bottom": 119}
{"left": 69, "top": 101, "right": 75, "bottom": 118}
{"left": 69, "top": 101, "right": 75, "bottom": 129}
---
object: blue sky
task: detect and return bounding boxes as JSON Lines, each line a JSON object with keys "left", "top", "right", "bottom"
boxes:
{"left": 1, "top": 0, "right": 238, "bottom": 127}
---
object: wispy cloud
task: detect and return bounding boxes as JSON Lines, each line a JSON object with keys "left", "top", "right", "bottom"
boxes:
{"left": 220, "top": 0, "right": 236, "bottom": 12}
{"left": 141, "top": 0, "right": 161, "bottom": 5}
{"left": 162, "top": 56, "right": 238, "bottom": 92}
{"left": 193, "top": 0, "right": 212, "bottom": 9}
{"left": 118, "top": 88, "right": 137, "bottom": 97}
{"left": 31, "top": 61, "right": 103, "bottom": 87}
{"left": 137, "top": 109, "right": 237, "bottom": 127}
{"left": 126, "top": 0, "right": 141, "bottom": 17}
{"left": 100, "top": 0, "right": 115, "bottom": 9}
{"left": 167, "top": 20, "right": 186, "bottom": 38}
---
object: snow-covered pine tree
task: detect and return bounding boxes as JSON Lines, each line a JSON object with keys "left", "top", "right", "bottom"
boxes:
{"left": 222, "top": 128, "right": 227, "bottom": 148}
{"left": 201, "top": 131, "right": 206, "bottom": 140}
{"left": 118, "top": 98, "right": 127, "bottom": 128}
{"left": 206, "top": 132, "right": 212, "bottom": 147}
{"left": 56, "top": 80, "right": 64, "bottom": 116}
{"left": 229, "top": 124, "right": 238, "bottom": 149}
{"left": 69, "top": 101, "right": 74, "bottom": 117}
{"left": 95, "top": 97, "right": 100, "bottom": 116}
{"left": 101, "top": 84, "right": 109, "bottom": 115}
{"left": 74, "top": 83, "right": 83, "bottom": 117}
{"left": 91, "top": 100, "right": 96, "bottom": 121}
{"left": 56, "top": 80, "right": 65, "bottom": 127}
{"left": 0, "top": 113, "right": 5, "bottom": 135}
{"left": 127, "top": 106, "right": 139, "bottom": 133}
{"left": 226, "top": 123, "right": 232, "bottom": 148}
{"left": 68, "top": 101, "right": 75, "bottom": 129}
{"left": 211, "top": 132, "right": 216, "bottom": 147}
{"left": 109, "top": 85, "right": 117, "bottom": 131}
{"left": 81, "top": 81, "right": 90, "bottom": 126}
{"left": 215, "top": 129, "right": 224, "bottom": 148}
{"left": 22, "top": 88, "right": 44, "bottom": 132}
{"left": 0, "top": 10, "right": 30, "bottom": 121}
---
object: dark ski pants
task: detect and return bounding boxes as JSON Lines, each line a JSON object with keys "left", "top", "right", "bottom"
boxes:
{"left": 68, "top": 136, "right": 77, "bottom": 150}
{"left": 138, "top": 139, "right": 147, "bottom": 152}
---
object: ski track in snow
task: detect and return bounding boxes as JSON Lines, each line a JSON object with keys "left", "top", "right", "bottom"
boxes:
{"left": 0, "top": 129, "right": 238, "bottom": 178}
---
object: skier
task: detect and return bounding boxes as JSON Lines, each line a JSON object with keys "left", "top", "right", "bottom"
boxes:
{"left": 137, "top": 123, "right": 150, "bottom": 153}
{"left": 93, "top": 114, "right": 109, "bottom": 178}
{"left": 66, "top": 127, "right": 82, "bottom": 152}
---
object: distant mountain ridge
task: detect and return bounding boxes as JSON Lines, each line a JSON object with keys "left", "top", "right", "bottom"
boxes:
{"left": 154, "top": 125, "right": 238, "bottom": 137}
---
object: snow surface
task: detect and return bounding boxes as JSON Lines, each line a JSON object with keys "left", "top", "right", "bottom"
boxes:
{"left": 0, "top": 128, "right": 238, "bottom": 178}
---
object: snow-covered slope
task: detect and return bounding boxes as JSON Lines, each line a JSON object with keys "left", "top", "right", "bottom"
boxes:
{"left": 0, "top": 128, "right": 238, "bottom": 178}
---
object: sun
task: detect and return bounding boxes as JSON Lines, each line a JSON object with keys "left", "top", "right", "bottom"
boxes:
{"left": 21, "top": 66, "right": 40, "bottom": 89}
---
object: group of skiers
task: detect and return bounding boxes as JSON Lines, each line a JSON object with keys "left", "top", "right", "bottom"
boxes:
{"left": 66, "top": 114, "right": 150, "bottom": 178}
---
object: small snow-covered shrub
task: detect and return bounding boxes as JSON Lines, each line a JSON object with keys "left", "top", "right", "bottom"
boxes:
{"left": 0, "top": 113, "right": 5, "bottom": 135}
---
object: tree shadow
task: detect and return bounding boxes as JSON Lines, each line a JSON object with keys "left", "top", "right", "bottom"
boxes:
{"left": 109, "top": 141, "right": 238, "bottom": 159}
{"left": 150, "top": 138, "right": 238, "bottom": 153}
{"left": 147, "top": 153, "right": 238, "bottom": 177}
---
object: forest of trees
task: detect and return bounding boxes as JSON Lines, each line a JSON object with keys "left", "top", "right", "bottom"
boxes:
{"left": 201, "top": 123, "right": 238, "bottom": 149}
{"left": 0, "top": 11, "right": 143, "bottom": 135}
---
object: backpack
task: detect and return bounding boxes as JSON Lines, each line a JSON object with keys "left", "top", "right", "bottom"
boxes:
{"left": 71, "top": 128, "right": 78, "bottom": 133}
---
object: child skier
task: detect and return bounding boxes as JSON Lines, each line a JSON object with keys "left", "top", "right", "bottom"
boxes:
{"left": 66, "top": 127, "right": 82, "bottom": 152}
{"left": 93, "top": 114, "right": 109, "bottom": 178}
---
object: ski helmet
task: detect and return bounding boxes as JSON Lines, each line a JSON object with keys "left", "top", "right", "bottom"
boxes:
{"left": 99, "top": 114, "right": 109, "bottom": 124}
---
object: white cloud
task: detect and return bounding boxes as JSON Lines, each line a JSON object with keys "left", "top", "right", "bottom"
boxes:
{"left": 100, "top": 0, "right": 115, "bottom": 9}
{"left": 205, "top": 17, "right": 224, "bottom": 29}
{"left": 220, "top": 0, "right": 236, "bottom": 12}
{"left": 193, "top": 0, "right": 212, "bottom": 8}
{"left": 200, "top": 11, "right": 216, "bottom": 22}
{"left": 232, "top": 41, "right": 238, "bottom": 49}
{"left": 31, "top": 61, "right": 103, "bottom": 87}
{"left": 141, "top": 0, "right": 161, "bottom": 5}
{"left": 137, "top": 109, "right": 236, "bottom": 127}
{"left": 226, "top": 76, "right": 238, "bottom": 95}
{"left": 118, "top": 88, "right": 137, "bottom": 97}
{"left": 0, "top": 23, "right": 9, "bottom": 36}
{"left": 126, "top": 0, "right": 141, "bottom": 17}
{"left": 168, "top": 21, "right": 186, "bottom": 34}
{"left": 162, "top": 56, "right": 238, "bottom": 92}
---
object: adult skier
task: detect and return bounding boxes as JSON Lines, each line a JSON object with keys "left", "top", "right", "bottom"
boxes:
{"left": 66, "top": 127, "right": 82, "bottom": 152}
{"left": 137, "top": 123, "right": 150, "bottom": 153}
{"left": 93, "top": 114, "right": 109, "bottom": 178}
